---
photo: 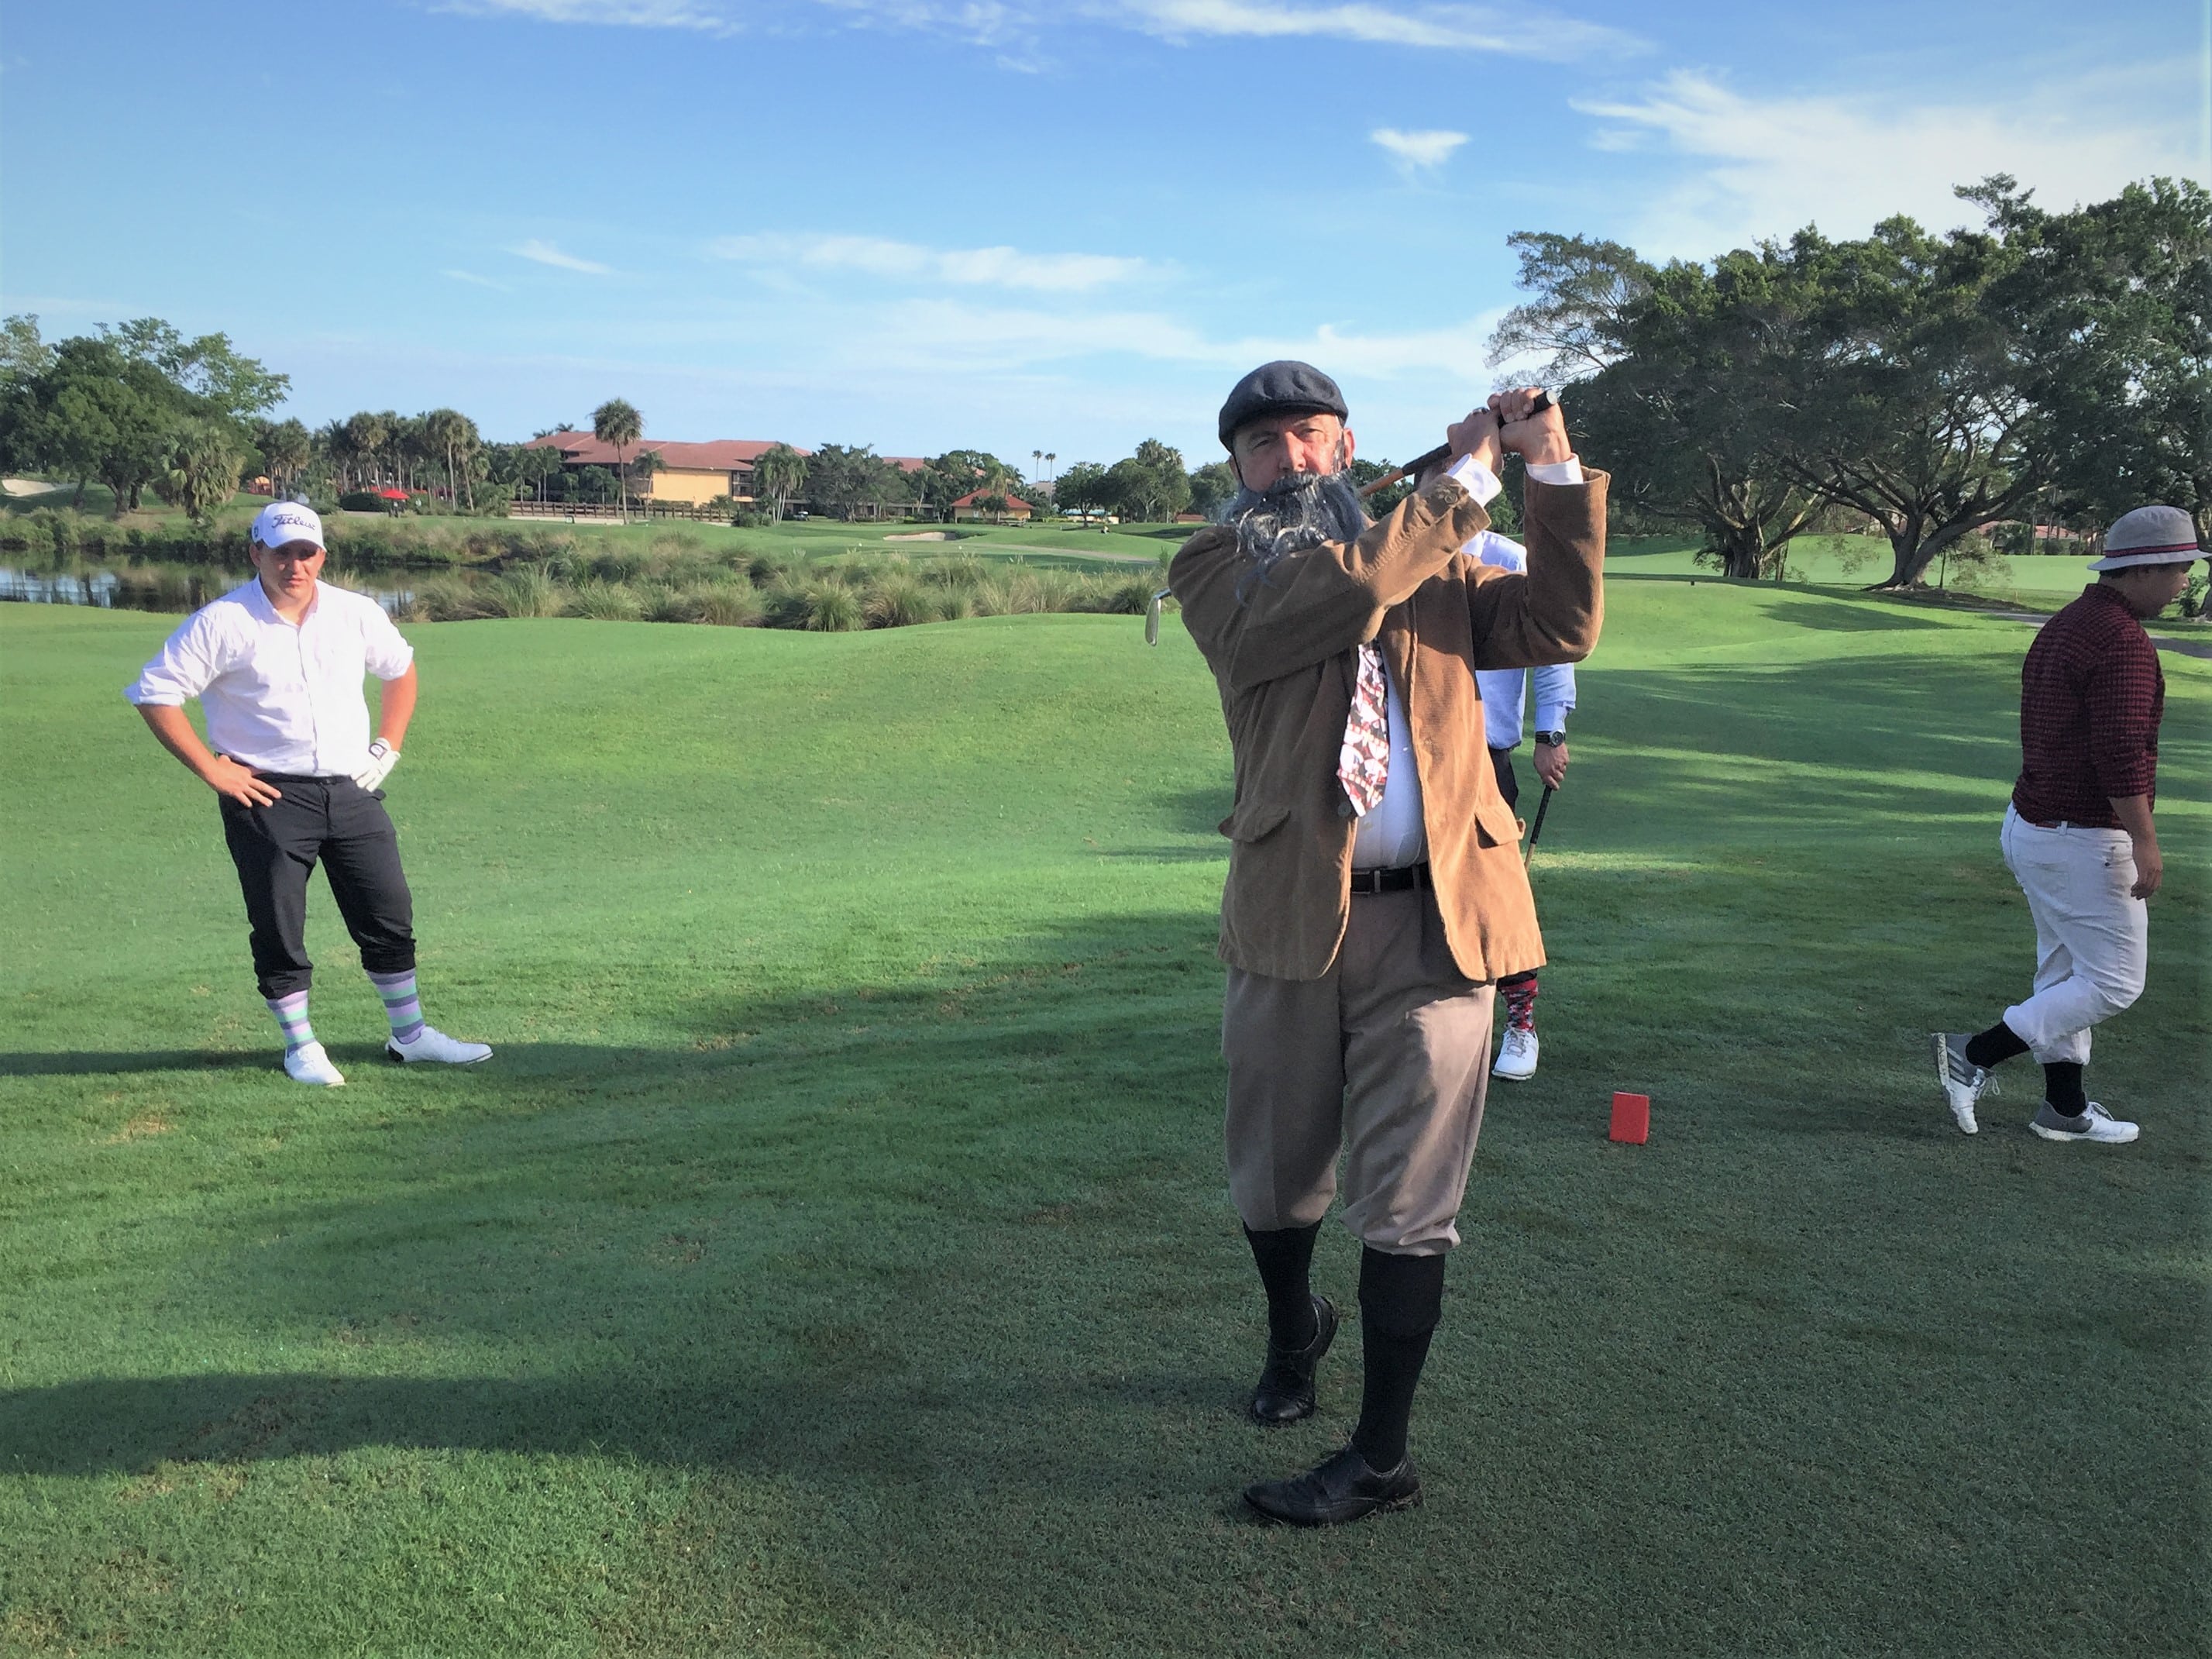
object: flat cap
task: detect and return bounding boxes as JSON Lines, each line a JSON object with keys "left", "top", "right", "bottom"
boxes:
{"left": 1218, "top": 360, "right": 1348, "bottom": 448}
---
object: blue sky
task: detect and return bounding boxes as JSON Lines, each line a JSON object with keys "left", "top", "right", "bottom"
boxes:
{"left": 3, "top": 0, "right": 2203, "bottom": 473}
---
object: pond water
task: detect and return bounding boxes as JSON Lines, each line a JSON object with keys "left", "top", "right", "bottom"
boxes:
{"left": 1, "top": 565, "right": 415, "bottom": 616}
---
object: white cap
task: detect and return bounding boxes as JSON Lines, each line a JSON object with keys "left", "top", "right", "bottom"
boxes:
{"left": 2087, "top": 504, "right": 2204, "bottom": 571}
{"left": 250, "top": 501, "right": 325, "bottom": 550}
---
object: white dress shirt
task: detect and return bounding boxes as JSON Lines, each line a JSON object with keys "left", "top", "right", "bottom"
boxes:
{"left": 1350, "top": 451, "right": 1585, "bottom": 869}
{"left": 126, "top": 579, "right": 415, "bottom": 776}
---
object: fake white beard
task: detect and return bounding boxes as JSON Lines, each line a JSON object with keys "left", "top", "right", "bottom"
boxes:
{"left": 1221, "top": 470, "right": 1372, "bottom": 601}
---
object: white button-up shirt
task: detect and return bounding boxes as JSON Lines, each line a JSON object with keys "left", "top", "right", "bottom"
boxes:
{"left": 1350, "top": 452, "right": 1584, "bottom": 869}
{"left": 125, "top": 580, "right": 415, "bottom": 776}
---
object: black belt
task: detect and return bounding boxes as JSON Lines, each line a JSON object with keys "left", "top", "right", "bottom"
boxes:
{"left": 1347, "top": 862, "right": 1433, "bottom": 895}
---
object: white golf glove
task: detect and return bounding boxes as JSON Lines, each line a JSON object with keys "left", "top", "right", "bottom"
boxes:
{"left": 352, "top": 739, "right": 400, "bottom": 792}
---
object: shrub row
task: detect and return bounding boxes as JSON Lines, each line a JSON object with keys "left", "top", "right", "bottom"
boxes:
{"left": 2, "top": 507, "right": 593, "bottom": 570}
{"left": 393, "top": 559, "right": 1163, "bottom": 632}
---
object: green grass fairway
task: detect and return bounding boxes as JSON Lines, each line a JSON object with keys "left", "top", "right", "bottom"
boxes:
{"left": 2, "top": 572, "right": 2206, "bottom": 1656}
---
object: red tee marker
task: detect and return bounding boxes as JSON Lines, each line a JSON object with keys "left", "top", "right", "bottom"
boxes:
{"left": 1610, "top": 1092, "right": 1650, "bottom": 1144}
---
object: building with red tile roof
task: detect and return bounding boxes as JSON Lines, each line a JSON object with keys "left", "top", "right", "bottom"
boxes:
{"left": 525, "top": 431, "right": 808, "bottom": 506}
{"left": 950, "top": 487, "right": 1034, "bottom": 522}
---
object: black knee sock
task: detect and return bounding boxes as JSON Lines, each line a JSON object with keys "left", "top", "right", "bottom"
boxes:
{"left": 2043, "top": 1062, "right": 2086, "bottom": 1116}
{"left": 1964, "top": 1020, "right": 2031, "bottom": 1070}
{"left": 1245, "top": 1222, "right": 1322, "bottom": 1348}
{"left": 1352, "top": 1247, "right": 1447, "bottom": 1472}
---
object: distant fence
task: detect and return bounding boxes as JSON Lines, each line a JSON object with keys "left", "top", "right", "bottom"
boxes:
{"left": 509, "top": 499, "right": 740, "bottom": 524}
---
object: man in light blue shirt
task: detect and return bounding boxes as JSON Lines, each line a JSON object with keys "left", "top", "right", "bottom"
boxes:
{"left": 1470, "top": 529, "right": 1574, "bottom": 1081}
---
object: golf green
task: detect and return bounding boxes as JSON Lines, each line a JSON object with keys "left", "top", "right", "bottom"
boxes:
{"left": 2, "top": 572, "right": 2205, "bottom": 1657}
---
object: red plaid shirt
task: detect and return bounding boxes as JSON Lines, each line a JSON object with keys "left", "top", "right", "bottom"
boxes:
{"left": 2012, "top": 583, "right": 2163, "bottom": 828}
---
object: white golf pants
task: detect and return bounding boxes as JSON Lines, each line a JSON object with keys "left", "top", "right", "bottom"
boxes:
{"left": 1998, "top": 804, "right": 2148, "bottom": 1065}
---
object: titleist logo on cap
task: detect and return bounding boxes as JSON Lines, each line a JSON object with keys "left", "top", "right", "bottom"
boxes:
{"left": 251, "top": 501, "right": 325, "bottom": 549}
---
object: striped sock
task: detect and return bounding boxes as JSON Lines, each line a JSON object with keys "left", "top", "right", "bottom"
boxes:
{"left": 266, "top": 991, "right": 315, "bottom": 1055}
{"left": 368, "top": 969, "right": 425, "bottom": 1044}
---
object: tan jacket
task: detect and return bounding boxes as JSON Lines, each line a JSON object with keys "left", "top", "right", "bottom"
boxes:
{"left": 1170, "top": 470, "right": 1608, "bottom": 983}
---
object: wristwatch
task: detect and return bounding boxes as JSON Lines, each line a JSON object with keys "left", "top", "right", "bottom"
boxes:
{"left": 1534, "top": 730, "right": 1566, "bottom": 747}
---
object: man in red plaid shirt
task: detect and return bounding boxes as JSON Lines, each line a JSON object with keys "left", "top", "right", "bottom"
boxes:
{"left": 1934, "top": 504, "right": 2203, "bottom": 1144}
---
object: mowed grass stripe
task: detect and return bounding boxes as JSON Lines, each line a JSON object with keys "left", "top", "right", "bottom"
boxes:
{"left": 1, "top": 580, "right": 2204, "bottom": 1657}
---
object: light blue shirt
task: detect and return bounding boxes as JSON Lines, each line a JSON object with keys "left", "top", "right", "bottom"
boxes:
{"left": 1467, "top": 531, "right": 1575, "bottom": 750}
{"left": 1351, "top": 457, "right": 1583, "bottom": 866}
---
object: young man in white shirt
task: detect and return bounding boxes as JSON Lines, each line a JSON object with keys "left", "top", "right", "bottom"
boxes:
{"left": 126, "top": 501, "right": 490, "bottom": 1086}
{"left": 1471, "top": 530, "right": 1576, "bottom": 1081}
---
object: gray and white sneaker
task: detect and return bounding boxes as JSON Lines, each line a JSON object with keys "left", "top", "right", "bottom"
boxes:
{"left": 284, "top": 1040, "right": 346, "bottom": 1087}
{"left": 1492, "top": 1026, "right": 1539, "bottom": 1081}
{"left": 386, "top": 1025, "right": 493, "bottom": 1065}
{"left": 1932, "top": 1032, "right": 1994, "bottom": 1134}
{"left": 2030, "top": 1101, "right": 2138, "bottom": 1144}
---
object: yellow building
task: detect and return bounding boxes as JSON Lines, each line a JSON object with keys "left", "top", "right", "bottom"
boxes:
{"left": 525, "top": 432, "right": 799, "bottom": 504}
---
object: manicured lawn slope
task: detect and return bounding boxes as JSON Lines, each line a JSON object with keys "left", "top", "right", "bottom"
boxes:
{"left": 2, "top": 573, "right": 2205, "bottom": 1657}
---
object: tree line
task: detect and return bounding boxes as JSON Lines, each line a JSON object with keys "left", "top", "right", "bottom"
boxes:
{"left": 0, "top": 318, "right": 291, "bottom": 523}
{"left": 1492, "top": 175, "right": 2208, "bottom": 586}
{"left": 0, "top": 327, "right": 1232, "bottom": 530}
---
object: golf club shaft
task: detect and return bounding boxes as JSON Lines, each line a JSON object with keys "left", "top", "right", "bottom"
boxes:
{"left": 1357, "top": 391, "right": 1555, "bottom": 500}
{"left": 1523, "top": 783, "right": 1555, "bottom": 868}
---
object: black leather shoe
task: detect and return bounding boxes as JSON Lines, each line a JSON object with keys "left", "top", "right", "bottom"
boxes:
{"left": 1244, "top": 1444, "right": 1422, "bottom": 1526}
{"left": 1248, "top": 1293, "right": 1336, "bottom": 1425}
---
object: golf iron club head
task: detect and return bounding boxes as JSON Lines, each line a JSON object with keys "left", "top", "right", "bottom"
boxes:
{"left": 1144, "top": 587, "right": 1171, "bottom": 645}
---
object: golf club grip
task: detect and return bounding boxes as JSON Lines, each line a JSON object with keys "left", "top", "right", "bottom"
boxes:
{"left": 1526, "top": 783, "right": 1555, "bottom": 847}
{"left": 1356, "top": 391, "right": 1554, "bottom": 499}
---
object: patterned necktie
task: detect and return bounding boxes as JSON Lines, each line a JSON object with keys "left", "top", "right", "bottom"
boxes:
{"left": 1338, "top": 644, "right": 1390, "bottom": 816}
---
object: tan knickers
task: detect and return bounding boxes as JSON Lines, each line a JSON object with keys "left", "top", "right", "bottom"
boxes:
{"left": 1222, "top": 885, "right": 1495, "bottom": 1257}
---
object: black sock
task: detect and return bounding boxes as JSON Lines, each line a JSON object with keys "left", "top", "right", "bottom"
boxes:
{"left": 1245, "top": 1222, "right": 1322, "bottom": 1348}
{"left": 1963, "top": 1020, "right": 2030, "bottom": 1070}
{"left": 1351, "top": 1247, "right": 1447, "bottom": 1472}
{"left": 2043, "top": 1062, "right": 2086, "bottom": 1116}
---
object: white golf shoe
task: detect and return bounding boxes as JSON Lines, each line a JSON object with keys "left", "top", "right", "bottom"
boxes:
{"left": 1932, "top": 1032, "right": 1994, "bottom": 1134}
{"left": 284, "top": 1041, "right": 346, "bottom": 1087}
{"left": 2030, "top": 1101, "right": 2138, "bottom": 1144}
{"left": 386, "top": 1025, "right": 493, "bottom": 1066}
{"left": 1492, "top": 1026, "right": 1539, "bottom": 1080}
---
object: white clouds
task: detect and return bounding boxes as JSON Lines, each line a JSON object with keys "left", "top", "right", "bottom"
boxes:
{"left": 510, "top": 239, "right": 614, "bottom": 274}
{"left": 708, "top": 232, "right": 1154, "bottom": 292}
{"left": 1576, "top": 67, "right": 2202, "bottom": 257}
{"left": 448, "top": 0, "right": 737, "bottom": 30}
{"left": 1120, "top": 1, "right": 1638, "bottom": 59}
{"left": 1371, "top": 127, "right": 1469, "bottom": 172}
{"left": 442, "top": 269, "right": 512, "bottom": 291}
{"left": 812, "top": 294, "right": 1501, "bottom": 382}
{"left": 452, "top": 0, "right": 1640, "bottom": 59}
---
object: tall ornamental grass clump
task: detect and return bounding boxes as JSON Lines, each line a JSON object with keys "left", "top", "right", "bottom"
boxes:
{"left": 486, "top": 565, "right": 565, "bottom": 619}
{"left": 695, "top": 581, "right": 765, "bottom": 627}
{"left": 568, "top": 579, "right": 646, "bottom": 621}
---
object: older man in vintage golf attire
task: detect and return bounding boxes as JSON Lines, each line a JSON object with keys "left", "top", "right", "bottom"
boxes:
{"left": 1935, "top": 504, "right": 2202, "bottom": 1144}
{"left": 127, "top": 501, "right": 490, "bottom": 1086}
{"left": 1170, "top": 361, "right": 1605, "bottom": 1524}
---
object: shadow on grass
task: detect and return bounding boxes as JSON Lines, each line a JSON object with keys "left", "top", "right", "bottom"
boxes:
{"left": 1762, "top": 597, "right": 1948, "bottom": 632}
{"left": 0, "top": 1048, "right": 275, "bottom": 1078}
{"left": 0, "top": 1361, "right": 1250, "bottom": 1482}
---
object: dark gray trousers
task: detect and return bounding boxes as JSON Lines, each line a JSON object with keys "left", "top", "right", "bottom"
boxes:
{"left": 218, "top": 776, "right": 415, "bottom": 998}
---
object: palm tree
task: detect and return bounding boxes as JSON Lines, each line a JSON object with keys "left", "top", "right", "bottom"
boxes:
{"left": 154, "top": 421, "right": 248, "bottom": 527}
{"left": 422, "top": 408, "right": 482, "bottom": 511}
{"left": 345, "top": 411, "right": 390, "bottom": 490}
{"left": 255, "top": 418, "right": 311, "bottom": 497}
{"left": 314, "top": 419, "right": 350, "bottom": 490}
{"left": 389, "top": 412, "right": 428, "bottom": 494}
{"left": 752, "top": 442, "right": 807, "bottom": 522}
{"left": 593, "top": 398, "right": 643, "bottom": 521}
